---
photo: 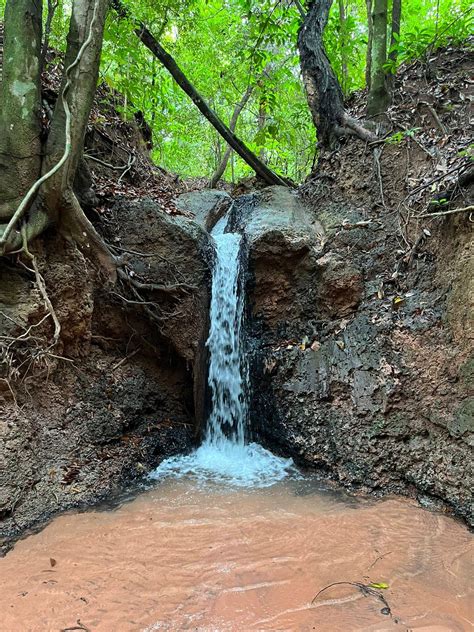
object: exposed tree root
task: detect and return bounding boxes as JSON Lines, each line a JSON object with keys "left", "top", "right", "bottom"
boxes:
{"left": 21, "top": 225, "right": 61, "bottom": 345}
{"left": 420, "top": 204, "right": 474, "bottom": 218}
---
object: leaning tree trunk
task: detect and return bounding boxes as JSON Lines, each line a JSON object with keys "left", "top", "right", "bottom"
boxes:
{"left": 298, "top": 0, "right": 377, "bottom": 148}
{"left": 0, "top": 0, "right": 42, "bottom": 222}
{"left": 111, "top": 0, "right": 289, "bottom": 187}
{"left": 298, "top": 0, "right": 345, "bottom": 147}
{"left": 367, "top": 0, "right": 390, "bottom": 116}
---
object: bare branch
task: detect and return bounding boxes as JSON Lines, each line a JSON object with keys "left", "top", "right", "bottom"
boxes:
{"left": 419, "top": 205, "right": 474, "bottom": 218}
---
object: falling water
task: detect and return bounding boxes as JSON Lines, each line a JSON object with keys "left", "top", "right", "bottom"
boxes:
{"left": 151, "top": 216, "right": 294, "bottom": 487}
{"left": 205, "top": 219, "right": 247, "bottom": 447}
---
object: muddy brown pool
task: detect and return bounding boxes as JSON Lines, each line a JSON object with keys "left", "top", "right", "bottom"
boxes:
{"left": 0, "top": 477, "right": 472, "bottom": 631}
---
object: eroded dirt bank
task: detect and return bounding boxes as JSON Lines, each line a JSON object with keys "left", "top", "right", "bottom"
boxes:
{"left": 1, "top": 44, "right": 473, "bottom": 549}
{"left": 0, "top": 198, "right": 214, "bottom": 553}
{"left": 244, "top": 182, "right": 472, "bottom": 523}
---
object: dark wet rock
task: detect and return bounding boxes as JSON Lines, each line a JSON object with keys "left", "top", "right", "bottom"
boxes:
{"left": 247, "top": 181, "right": 473, "bottom": 525}
{"left": 106, "top": 197, "right": 213, "bottom": 364}
{"left": 229, "top": 186, "right": 326, "bottom": 332}
{"left": 233, "top": 185, "right": 324, "bottom": 250}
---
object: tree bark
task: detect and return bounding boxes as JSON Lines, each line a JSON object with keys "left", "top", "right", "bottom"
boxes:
{"left": 298, "top": 0, "right": 377, "bottom": 149}
{"left": 210, "top": 85, "right": 253, "bottom": 188}
{"left": 367, "top": 0, "right": 390, "bottom": 116}
{"left": 41, "top": 0, "right": 59, "bottom": 71}
{"left": 0, "top": 0, "right": 42, "bottom": 221}
{"left": 389, "top": 0, "right": 402, "bottom": 65}
{"left": 338, "top": 0, "right": 349, "bottom": 93}
{"left": 1, "top": 0, "right": 115, "bottom": 278}
{"left": 111, "top": 0, "right": 289, "bottom": 187}
{"left": 365, "top": 0, "right": 373, "bottom": 88}
{"left": 298, "top": 0, "right": 345, "bottom": 147}
{"left": 257, "top": 89, "right": 267, "bottom": 162}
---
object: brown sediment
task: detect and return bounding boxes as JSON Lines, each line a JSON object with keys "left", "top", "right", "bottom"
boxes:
{"left": 0, "top": 480, "right": 472, "bottom": 631}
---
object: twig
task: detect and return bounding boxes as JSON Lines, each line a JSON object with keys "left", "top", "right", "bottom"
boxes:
{"left": 367, "top": 551, "right": 393, "bottom": 571}
{"left": 84, "top": 153, "right": 131, "bottom": 171}
{"left": 419, "top": 204, "right": 474, "bottom": 218}
{"left": 418, "top": 101, "right": 448, "bottom": 135}
{"left": 405, "top": 163, "right": 468, "bottom": 200}
{"left": 328, "top": 220, "right": 381, "bottom": 230}
{"left": 112, "top": 348, "right": 140, "bottom": 371}
{"left": 61, "top": 620, "right": 90, "bottom": 632}
{"left": 311, "top": 581, "right": 391, "bottom": 615}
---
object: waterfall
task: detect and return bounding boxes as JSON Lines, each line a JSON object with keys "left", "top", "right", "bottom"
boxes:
{"left": 205, "top": 221, "right": 247, "bottom": 447}
{"left": 150, "top": 216, "right": 295, "bottom": 488}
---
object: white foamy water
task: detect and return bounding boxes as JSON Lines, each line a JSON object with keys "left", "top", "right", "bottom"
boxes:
{"left": 151, "top": 218, "right": 295, "bottom": 487}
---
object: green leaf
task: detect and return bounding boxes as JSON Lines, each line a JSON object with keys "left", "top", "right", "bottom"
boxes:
{"left": 369, "top": 582, "right": 389, "bottom": 590}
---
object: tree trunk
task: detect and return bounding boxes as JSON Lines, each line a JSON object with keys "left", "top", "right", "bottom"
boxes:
{"left": 389, "top": 0, "right": 402, "bottom": 65}
{"left": 111, "top": 0, "right": 289, "bottom": 187}
{"left": 298, "top": 0, "right": 377, "bottom": 149}
{"left": 210, "top": 85, "right": 253, "bottom": 188}
{"left": 41, "top": 0, "right": 59, "bottom": 70}
{"left": 0, "top": 0, "right": 42, "bottom": 221}
{"left": 298, "top": 0, "right": 346, "bottom": 147}
{"left": 1, "top": 0, "right": 115, "bottom": 278}
{"left": 367, "top": 0, "right": 390, "bottom": 116}
{"left": 338, "top": 0, "right": 349, "bottom": 93}
{"left": 257, "top": 89, "right": 267, "bottom": 161}
{"left": 365, "top": 0, "right": 373, "bottom": 89}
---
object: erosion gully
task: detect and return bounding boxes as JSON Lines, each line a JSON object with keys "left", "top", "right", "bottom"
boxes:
{"left": 0, "top": 216, "right": 471, "bottom": 631}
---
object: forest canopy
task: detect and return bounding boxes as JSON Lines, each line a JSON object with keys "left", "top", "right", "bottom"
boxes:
{"left": 1, "top": 0, "right": 470, "bottom": 185}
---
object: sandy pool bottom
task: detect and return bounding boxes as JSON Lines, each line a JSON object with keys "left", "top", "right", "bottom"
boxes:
{"left": 0, "top": 477, "right": 472, "bottom": 631}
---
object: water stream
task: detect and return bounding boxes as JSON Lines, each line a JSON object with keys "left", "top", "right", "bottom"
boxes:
{"left": 151, "top": 218, "right": 294, "bottom": 487}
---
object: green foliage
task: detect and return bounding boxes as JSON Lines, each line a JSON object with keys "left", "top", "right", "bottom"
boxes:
{"left": 0, "top": 0, "right": 470, "bottom": 182}
{"left": 458, "top": 144, "right": 474, "bottom": 161}
{"left": 385, "top": 127, "right": 421, "bottom": 144}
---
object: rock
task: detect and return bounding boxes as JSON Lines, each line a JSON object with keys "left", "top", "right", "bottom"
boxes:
{"left": 233, "top": 185, "right": 325, "bottom": 252}
{"left": 245, "top": 184, "right": 473, "bottom": 524}
{"left": 449, "top": 399, "right": 474, "bottom": 439}
{"left": 231, "top": 186, "right": 325, "bottom": 330}
{"left": 106, "top": 197, "right": 213, "bottom": 365}
{"left": 175, "top": 189, "right": 231, "bottom": 232}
